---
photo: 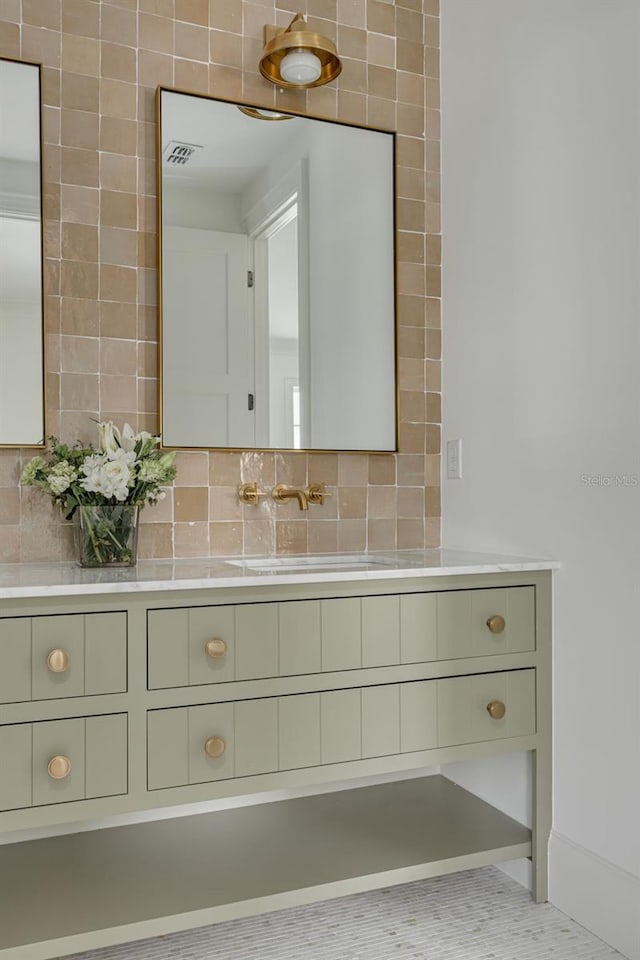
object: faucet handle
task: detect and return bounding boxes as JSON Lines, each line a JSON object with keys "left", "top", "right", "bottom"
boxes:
{"left": 238, "top": 482, "right": 267, "bottom": 505}
{"left": 306, "top": 482, "right": 332, "bottom": 505}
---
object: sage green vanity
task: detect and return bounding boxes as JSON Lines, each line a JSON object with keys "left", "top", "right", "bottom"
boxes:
{"left": 0, "top": 550, "right": 555, "bottom": 959}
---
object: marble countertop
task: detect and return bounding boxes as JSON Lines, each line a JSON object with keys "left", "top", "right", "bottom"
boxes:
{"left": 0, "top": 549, "right": 559, "bottom": 600}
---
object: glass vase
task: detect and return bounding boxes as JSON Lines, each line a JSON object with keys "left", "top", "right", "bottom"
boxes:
{"left": 74, "top": 504, "right": 139, "bottom": 567}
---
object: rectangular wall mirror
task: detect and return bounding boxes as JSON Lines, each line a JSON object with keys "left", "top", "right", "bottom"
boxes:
{"left": 0, "top": 57, "right": 44, "bottom": 447}
{"left": 158, "top": 89, "right": 397, "bottom": 453}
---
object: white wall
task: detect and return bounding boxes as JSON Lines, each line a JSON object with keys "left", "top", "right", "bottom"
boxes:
{"left": 441, "top": 1, "right": 640, "bottom": 956}
{"left": 243, "top": 121, "right": 396, "bottom": 450}
{"left": 268, "top": 217, "right": 299, "bottom": 448}
{"left": 0, "top": 217, "right": 43, "bottom": 445}
{"left": 305, "top": 122, "right": 395, "bottom": 450}
{"left": 163, "top": 182, "right": 243, "bottom": 233}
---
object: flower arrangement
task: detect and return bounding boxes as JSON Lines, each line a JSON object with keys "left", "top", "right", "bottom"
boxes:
{"left": 21, "top": 422, "right": 177, "bottom": 566}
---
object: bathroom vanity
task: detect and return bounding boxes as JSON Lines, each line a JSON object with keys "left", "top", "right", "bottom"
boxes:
{"left": 0, "top": 550, "right": 555, "bottom": 959}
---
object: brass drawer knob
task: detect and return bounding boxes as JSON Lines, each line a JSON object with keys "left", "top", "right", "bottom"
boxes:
{"left": 47, "top": 755, "right": 72, "bottom": 780}
{"left": 47, "top": 649, "right": 70, "bottom": 673}
{"left": 486, "top": 700, "right": 506, "bottom": 720}
{"left": 486, "top": 615, "right": 506, "bottom": 634}
{"left": 204, "top": 736, "right": 226, "bottom": 759}
{"left": 205, "top": 638, "right": 227, "bottom": 659}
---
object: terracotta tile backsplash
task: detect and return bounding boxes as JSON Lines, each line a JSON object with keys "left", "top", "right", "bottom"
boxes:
{"left": 0, "top": 0, "right": 440, "bottom": 563}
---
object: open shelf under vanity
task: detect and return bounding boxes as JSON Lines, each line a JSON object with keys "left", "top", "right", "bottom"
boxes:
{"left": 0, "top": 775, "right": 531, "bottom": 960}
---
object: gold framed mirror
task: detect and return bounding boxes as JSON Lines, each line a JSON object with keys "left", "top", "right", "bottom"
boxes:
{"left": 0, "top": 56, "right": 45, "bottom": 448}
{"left": 157, "top": 87, "right": 397, "bottom": 454}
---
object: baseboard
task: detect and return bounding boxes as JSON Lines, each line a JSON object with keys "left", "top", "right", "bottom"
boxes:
{"left": 549, "top": 830, "right": 640, "bottom": 960}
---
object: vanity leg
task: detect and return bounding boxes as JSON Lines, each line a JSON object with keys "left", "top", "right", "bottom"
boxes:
{"left": 532, "top": 746, "right": 552, "bottom": 902}
{"left": 531, "top": 572, "right": 553, "bottom": 903}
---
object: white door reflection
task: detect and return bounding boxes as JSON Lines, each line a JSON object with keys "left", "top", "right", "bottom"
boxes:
{"left": 163, "top": 201, "right": 306, "bottom": 449}
{"left": 162, "top": 225, "right": 254, "bottom": 448}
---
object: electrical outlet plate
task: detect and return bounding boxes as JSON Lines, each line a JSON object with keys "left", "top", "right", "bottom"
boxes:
{"left": 447, "top": 439, "right": 462, "bottom": 479}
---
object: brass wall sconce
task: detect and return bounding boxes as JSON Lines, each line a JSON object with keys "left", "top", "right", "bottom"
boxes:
{"left": 259, "top": 13, "right": 342, "bottom": 89}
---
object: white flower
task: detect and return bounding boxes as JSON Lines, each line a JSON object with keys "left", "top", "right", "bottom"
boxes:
{"left": 108, "top": 447, "right": 136, "bottom": 468}
{"left": 120, "top": 423, "right": 137, "bottom": 453}
{"left": 98, "top": 421, "right": 120, "bottom": 456}
{"left": 121, "top": 422, "right": 156, "bottom": 455}
{"left": 80, "top": 456, "right": 131, "bottom": 501}
{"left": 20, "top": 455, "right": 46, "bottom": 485}
{"left": 48, "top": 475, "right": 71, "bottom": 495}
{"left": 81, "top": 453, "right": 106, "bottom": 477}
{"left": 47, "top": 461, "right": 77, "bottom": 496}
{"left": 137, "top": 459, "right": 164, "bottom": 483}
{"left": 80, "top": 475, "right": 106, "bottom": 497}
{"left": 81, "top": 455, "right": 111, "bottom": 497}
{"left": 103, "top": 459, "right": 131, "bottom": 495}
{"left": 98, "top": 421, "right": 138, "bottom": 463}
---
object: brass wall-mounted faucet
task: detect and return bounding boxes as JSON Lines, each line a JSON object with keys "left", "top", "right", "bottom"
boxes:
{"left": 239, "top": 481, "right": 331, "bottom": 511}
{"left": 271, "top": 484, "right": 308, "bottom": 511}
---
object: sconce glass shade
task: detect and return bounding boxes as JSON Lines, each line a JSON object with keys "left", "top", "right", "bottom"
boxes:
{"left": 260, "top": 13, "right": 342, "bottom": 89}
{"left": 280, "top": 50, "right": 322, "bottom": 85}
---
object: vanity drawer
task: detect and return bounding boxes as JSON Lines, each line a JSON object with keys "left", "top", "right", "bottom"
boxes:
{"left": 435, "top": 588, "right": 535, "bottom": 660}
{"left": 147, "top": 588, "right": 534, "bottom": 690}
{"left": 0, "top": 713, "right": 128, "bottom": 812}
{"left": 147, "top": 686, "right": 432, "bottom": 789}
{"left": 147, "top": 669, "right": 535, "bottom": 790}
{"left": 438, "top": 669, "right": 536, "bottom": 746}
{"left": 0, "top": 612, "right": 127, "bottom": 704}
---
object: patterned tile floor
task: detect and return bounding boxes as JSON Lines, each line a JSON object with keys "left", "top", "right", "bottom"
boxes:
{"left": 68, "top": 867, "right": 623, "bottom": 960}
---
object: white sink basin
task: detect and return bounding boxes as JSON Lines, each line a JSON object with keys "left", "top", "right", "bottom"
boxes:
{"left": 226, "top": 554, "right": 400, "bottom": 573}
